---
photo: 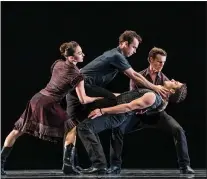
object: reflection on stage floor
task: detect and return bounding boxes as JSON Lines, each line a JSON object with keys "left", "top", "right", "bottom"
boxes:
{"left": 1, "top": 169, "right": 206, "bottom": 179}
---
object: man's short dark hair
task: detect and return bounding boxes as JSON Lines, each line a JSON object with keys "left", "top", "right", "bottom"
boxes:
{"left": 148, "top": 47, "right": 167, "bottom": 62}
{"left": 119, "top": 30, "right": 142, "bottom": 45}
{"left": 169, "top": 84, "right": 187, "bottom": 103}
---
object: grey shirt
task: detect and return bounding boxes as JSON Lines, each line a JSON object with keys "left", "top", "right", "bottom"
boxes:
{"left": 81, "top": 47, "right": 131, "bottom": 87}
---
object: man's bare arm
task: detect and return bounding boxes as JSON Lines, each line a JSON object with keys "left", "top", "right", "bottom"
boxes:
{"left": 88, "top": 92, "right": 156, "bottom": 119}
{"left": 102, "top": 92, "right": 155, "bottom": 114}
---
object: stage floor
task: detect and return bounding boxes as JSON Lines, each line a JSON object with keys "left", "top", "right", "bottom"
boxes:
{"left": 1, "top": 169, "right": 206, "bottom": 179}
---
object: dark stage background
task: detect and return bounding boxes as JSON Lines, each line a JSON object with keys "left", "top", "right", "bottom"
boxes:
{"left": 2, "top": 2, "right": 206, "bottom": 170}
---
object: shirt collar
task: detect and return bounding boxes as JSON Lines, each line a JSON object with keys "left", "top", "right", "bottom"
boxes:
{"left": 146, "top": 67, "right": 162, "bottom": 78}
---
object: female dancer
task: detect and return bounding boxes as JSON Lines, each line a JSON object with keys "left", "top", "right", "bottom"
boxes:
{"left": 1, "top": 41, "right": 108, "bottom": 175}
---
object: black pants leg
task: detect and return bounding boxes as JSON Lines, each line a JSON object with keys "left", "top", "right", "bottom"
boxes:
{"left": 77, "top": 114, "right": 127, "bottom": 168}
{"left": 110, "top": 115, "right": 142, "bottom": 167}
{"left": 109, "top": 111, "right": 190, "bottom": 168}
{"left": 151, "top": 111, "right": 190, "bottom": 167}
{"left": 110, "top": 128, "right": 124, "bottom": 168}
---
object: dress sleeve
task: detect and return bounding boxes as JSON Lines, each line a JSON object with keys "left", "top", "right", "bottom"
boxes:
{"left": 70, "top": 73, "right": 84, "bottom": 88}
{"left": 69, "top": 67, "right": 84, "bottom": 88}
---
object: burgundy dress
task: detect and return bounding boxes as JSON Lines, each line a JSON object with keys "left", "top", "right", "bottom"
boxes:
{"left": 14, "top": 60, "right": 84, "bottom": 142}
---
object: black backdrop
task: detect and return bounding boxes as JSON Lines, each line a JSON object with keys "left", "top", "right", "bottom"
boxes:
{"left": 2, "top": 2, "right": 206, "bottom": 170}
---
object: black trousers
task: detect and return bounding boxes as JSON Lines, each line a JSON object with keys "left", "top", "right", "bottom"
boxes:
{"left": 110, "top": 111, "right": 190, "bottom": 168}
{"left": 77, "top": 113, "right": 130, "bottom": 168}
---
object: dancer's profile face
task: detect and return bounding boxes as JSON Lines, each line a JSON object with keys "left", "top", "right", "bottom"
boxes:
{"left": 164, "top": 79, "right": 183, "bottom": 90}
{"left": 123, "top": 38, "right": 139, "bottom": 57}
{"left": 73, "top": 46, "right": 85, "bottom": 63}
{"left": 149, "top": 54, "right": 166, "bottom": 72}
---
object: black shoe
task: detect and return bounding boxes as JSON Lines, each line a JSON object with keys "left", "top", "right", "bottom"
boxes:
{"left": 1, "top": 147, "right": 13, "bottom": 176}
{"left": 106, "top": 166, "right": 121, "bottom": 174}
{"left": 62, "top": 144, "right": 80, "bottom": 175}
{"left": 80, "top": 167, "right": 107, "bottom": 174}
{"left": 180, "top": 165, "right": 195, "bottom": 174}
